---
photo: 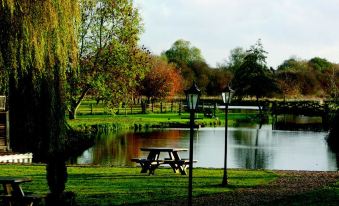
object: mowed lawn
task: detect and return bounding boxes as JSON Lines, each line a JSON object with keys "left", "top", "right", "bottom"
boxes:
{"left": 67, "top": 112, "right": 260, "bottom": 130}
{"left": 0, "top": 164, "right": 277, "bottom": 206}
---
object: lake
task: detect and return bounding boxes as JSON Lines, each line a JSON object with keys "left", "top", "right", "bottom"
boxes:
{"left": 75, "top": 125, "right": 338, "bottom": 171}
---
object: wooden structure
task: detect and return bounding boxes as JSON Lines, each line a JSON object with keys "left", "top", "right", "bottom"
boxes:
{"left": 0, "top": 96, "right": 9, "bottom": 151}
{"left": 131, "top": 147, "right": 197, "bottom": 175}
{"left": 0, "top": 177, "right": 43, "bottom": 206}
{"left": 271, "top": 101, "right": 327, "bottom": 116}
{"left": 271, "top": 101, "right": 331, "bottom": 130}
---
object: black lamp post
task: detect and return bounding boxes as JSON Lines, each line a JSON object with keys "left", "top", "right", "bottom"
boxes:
{"left": 221, "top": 86, "right": 234, "bottom": 186}
{"left": 184, "top": 81, "right": 201, "bottom": 206}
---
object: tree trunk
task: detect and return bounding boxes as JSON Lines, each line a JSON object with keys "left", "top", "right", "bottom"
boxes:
{"left": 68, "top": 109, "right": 76, "bottom": 120}
{"left": 141, "top": 100, "right": 146, "bottom": 114}
{"left": 9, "top": 69, "right": 69, "bottom": 197}
{"left": 46, "top": 156, "right": 75, "bottom": 206}
{"left": 256, "top": 95, "right": 264, "bottom": 128}
{"left": 256, "top": 96, "right": 263, "bottom": 116}
{"left": 68, "top": 100, "right": 81, "bottom": 120}
{"left": 68, "top": 86, "right": 91, "bottom": 120}
{"left": 47, "top": 156, "right": 67, "bottom": 195}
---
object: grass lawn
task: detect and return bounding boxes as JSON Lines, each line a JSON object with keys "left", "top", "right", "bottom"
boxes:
{"left": 67, "top": 100, "right": 264, "bottom": 129}
{"left": 0, "top": 164, "right": 277, "bottom": 206}
{"left": 67, "top": 112, "right": 261, "bottom": 130}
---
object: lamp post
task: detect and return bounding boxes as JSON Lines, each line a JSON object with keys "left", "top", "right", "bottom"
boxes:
{"left": 221, "top": 86, "right": 235, "bottom": 186}
{"left": 184, "top": 81, "right": 201, "bottom": 206}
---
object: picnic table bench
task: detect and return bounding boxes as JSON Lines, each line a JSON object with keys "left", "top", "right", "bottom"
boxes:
{"left": 0, "top": 177, "right": 43, "bottom": 206}
{"left": 131, "top": 147, "right": 197, "bottom": 175}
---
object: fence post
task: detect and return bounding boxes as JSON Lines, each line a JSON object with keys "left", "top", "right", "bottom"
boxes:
{"left": 141, "top": 101, "right": 146, "bottom": 114}
{"left": 179, "top": 101, "right": 182, "bottom": 115}
{"left": 214, "top": 102, "right": 217, "bottom": 117}
{"left": 151, "top": 99, "right": 154, "bottom": 113}
{"left": 6, "top": 111, "right": 10, "bottom": 151}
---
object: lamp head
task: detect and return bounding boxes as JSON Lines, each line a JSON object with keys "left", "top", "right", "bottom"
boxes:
{"left": 185, "top": 81, "right": 201, "bottom": 111}
{"left": 221, "top": 86, "right": 235, "bottom": 104}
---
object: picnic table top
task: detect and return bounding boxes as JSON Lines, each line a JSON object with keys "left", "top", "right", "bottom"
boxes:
{"left": 0, "top": 177, "right": 31, "bottom": 184}
{"left": 140, "top": 147, "right": 188, "bottom": 152}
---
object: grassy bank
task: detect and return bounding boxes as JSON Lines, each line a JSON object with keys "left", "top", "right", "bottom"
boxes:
{"left": 67, "top": 99, "right": 268, "bottom": 130}
{"left": 0, "top": 164, "right": 276, "bottom": 205}
{"left": 67, "top": 112, "right": 262, "bottom": 130}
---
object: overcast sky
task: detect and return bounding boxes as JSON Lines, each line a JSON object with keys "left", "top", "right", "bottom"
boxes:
{"left": 133, "top": 0, "right": 339, "bottom": 68}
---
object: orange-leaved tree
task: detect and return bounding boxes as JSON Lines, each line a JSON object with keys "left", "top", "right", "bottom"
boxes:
{"left": 140, "top": 56, "right": 183, "bottom": 102}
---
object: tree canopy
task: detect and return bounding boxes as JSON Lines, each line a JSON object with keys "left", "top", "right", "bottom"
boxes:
{"left": 0, "top": 0, "right": 79, "bottom": 74}
{"left": 139, "top": 56, "right": 183, "bottom": 101}
{"left": 0, "top": 0, "right": 79, "bottom": 156}
{"left": 163, "top": 39, "right": 205, "bottom": 66}
{"left": 309, "top": 57, "right": 333, "bottom": 71}
{"left": 232, "top": 40, "right": 279, "bottom": 100}
{"left": 276, "top": 57, "right": 339, "bottom": 98}
{"left": 67, "top": 0, "right": 150, "bottom": 119}
{"left": 221, "top": 47, "right": 246, "bottom": 73}
{"left": 160, "top": 39, "right": 234, "bottom": 94}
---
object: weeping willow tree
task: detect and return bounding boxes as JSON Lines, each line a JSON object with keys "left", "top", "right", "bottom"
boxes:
{"left": 0, "top": 0, "right": 80, "bottom": 202}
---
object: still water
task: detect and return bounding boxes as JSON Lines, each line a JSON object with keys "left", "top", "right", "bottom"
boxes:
{"left": 76, "top": 125, "right": 338, "bottom": 171}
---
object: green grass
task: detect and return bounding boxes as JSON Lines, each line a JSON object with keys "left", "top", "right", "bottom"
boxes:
{"left": 0, "top": 165, "right": 277, "bottom": 206}
{"left": 67, "top": 99, "right": 265, "bottom": 130}
{"left": 67, "top": 112, "right": 262, "bottom": 130}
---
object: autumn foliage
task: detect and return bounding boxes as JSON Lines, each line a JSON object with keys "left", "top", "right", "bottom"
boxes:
{"left": 140, "top": 57, "right": 183, "bottom": 101}
{"left": 276, "top": 58, "right": 339, "bottom": 99}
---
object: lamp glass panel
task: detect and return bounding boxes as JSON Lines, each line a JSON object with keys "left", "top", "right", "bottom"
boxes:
{"left": 221, "top": 92, "right": 229, "bottom": 104}
{"left": 187, "top": 93, "right": 198, "bottom": 110}
{"left": 192, "top": 94, "right": 198, "bottom": 110}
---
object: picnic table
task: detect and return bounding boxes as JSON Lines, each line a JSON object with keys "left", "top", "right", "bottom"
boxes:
{"left": 0, "top": 177, "right": 42, "bottom": 206}
{"left": 131, "top": 147, "right": 197, "bottom": 175}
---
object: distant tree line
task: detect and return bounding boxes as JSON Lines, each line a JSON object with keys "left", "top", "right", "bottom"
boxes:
{"left": 275, "top": 57, "right": 338, "bottom": 99}
{"left": 161, "top": 39, "right": 338, "bottom": 100}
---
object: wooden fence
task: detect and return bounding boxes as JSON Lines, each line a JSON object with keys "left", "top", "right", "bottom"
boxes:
{"left": 0, "top": 96, "right": 5, "bottom": 111}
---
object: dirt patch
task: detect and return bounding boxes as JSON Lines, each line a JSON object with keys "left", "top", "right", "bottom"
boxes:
{"left": 140, "top": 170, "right": 339, "bottom": 206}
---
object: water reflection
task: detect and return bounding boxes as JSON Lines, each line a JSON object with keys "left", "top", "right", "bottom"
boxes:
{"left": 231, "top": 129, "right": 269, "bottom": 169}
{"left": 77, "top": 130, "right": 190, "bottom": 166}
{"left": 76, "top": 126, "right": 338, "bottom": 171}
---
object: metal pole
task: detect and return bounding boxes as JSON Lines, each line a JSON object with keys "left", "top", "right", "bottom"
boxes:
{"left": 222, "top": 104, "right": 228, "bottom": 186}
{"left": 188, "top": 110, "right": 194, "bottom": 206}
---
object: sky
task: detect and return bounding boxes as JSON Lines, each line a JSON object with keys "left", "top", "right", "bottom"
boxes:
{"left": 133, "top": 0, "right": 339, "bottom": 68}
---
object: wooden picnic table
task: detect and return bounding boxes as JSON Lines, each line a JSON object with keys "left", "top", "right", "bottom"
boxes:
{"left": 132, "top": 147, "right": 196, "bottom": 175}
{"left": 0, "top": 177, "right": 42, "bottom": 206}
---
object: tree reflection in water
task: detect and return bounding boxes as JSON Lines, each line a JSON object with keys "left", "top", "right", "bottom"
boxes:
{"left": 77, "top": 129, "right": 186, "bottom": 166}
{"left": 231, "top": 128, "right": 270, "bottom": 169}
{"left": 74, "top": 127, "right": 337, "bottom": 171}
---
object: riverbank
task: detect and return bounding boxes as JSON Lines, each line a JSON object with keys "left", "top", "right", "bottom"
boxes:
{"left": 67, "top": 112, "right": 262, "bottom": 130}
{"left": 0, "top": 164, "right": 338, "bottom": 205}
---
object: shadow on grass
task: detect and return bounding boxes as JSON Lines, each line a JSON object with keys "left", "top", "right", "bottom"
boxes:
{"left": 262, "top": 188, "right": 339, "bottom": 206}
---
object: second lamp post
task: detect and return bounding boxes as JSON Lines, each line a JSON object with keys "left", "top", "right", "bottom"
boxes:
{"left": 221, "top": 86, "right": 235, "bottom": 186}
{"left": 184, "top": 81, "right": 201, "bottom": 206}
